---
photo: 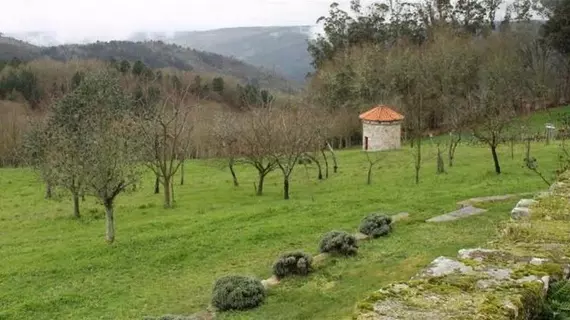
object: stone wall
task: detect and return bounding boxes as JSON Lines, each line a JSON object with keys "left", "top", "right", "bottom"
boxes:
{"left": 362, "top": 121, "right": 402, "bottom": 151}
{"left": 355, "top": 172, "right": 570, "bottom": 319}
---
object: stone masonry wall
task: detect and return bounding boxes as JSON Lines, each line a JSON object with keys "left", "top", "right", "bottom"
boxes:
{"left": 355, "top": 172, "right": 570, "bottom": 320}
{"left": 362, "top": 121, "right": 402, "bottom": 151}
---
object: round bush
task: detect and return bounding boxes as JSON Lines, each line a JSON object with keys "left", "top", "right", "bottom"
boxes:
{"left": 358, "top": 214, "right": 393, "bottom": 238}
{"left": 272, "top": 251, "right": 313, "bottom": 278}
{"left": 211, "top": 275, "right": 266, "bottom": 311}
{"left": 319, "top": 230, "right": 358, "bottom": 256}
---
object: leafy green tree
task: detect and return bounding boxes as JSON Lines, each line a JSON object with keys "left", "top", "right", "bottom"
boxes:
{"left": 119, "top": 60, "right": 131, "bottom": 74}
{"left": 0, "top": 68, "right": 43, "bottom": 108}
{"left": 212, "top": 77, "right": 225, "bottom": 93}
{"left": 132, "top": 60, "right": 146, "bottom": 76}
{"left": 190, "top": 75, "right": 209, "bottom": 97}
{"left": 44, "top": 71, "right": 142, "bottom": 243}
{"left": 9, "top": 57, "right": 22, "bottom": 67}
{"left": 171, "top": 74, "right": 183, "bottom": 93}
{"left": 543, "top": 0, "right": 570, "bottom": 55}
{"left": 237, "top": 83, "right": 274, "bottom": 109}
{"left": 71, "top": 71, "right": 85, "bottom": 91}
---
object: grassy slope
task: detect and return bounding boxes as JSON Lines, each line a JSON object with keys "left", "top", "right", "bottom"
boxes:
{"left": 0, "top": 136, "right": 562, "bottom": 320}
{"left": 520, "top": 105, "right": 570, "bottom": 131}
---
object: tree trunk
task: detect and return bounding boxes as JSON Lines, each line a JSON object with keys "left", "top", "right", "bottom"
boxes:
{"left": 525, "top": 139, "right": 531, "bottom": 163}
{"left": 105, "top": 201, "right": 115, "bottom": 244}
{"left": 367, "top": 164, "right": 373, "bottom": 185}
{"left": 305, "top": 153, "right": 323, "bottom": 180}
{"left": 283, "top": 176, "right": 290, "bottom": 200}
{"left": 171, "top": 178, "right": 175, "bottom": 205}
{"left": 510, "top": 139, "right": 515, "bottom": 160}
{"left": 491, "top": 145, "right": 501, "bottom": 174}
{"left": 437, "top": 145, "right": 445, "bottom": 174}
{"left": 72, "top": 192, "right": 80, "bottom": 218}
{"left": 180, "top": 159, "right": 185, "bottom": 186}
{"left": 315, "top": 161, "right": 323, "bottom": 180}
{"left": 415, "top": 135, "right": 422, "bottom": 184}
{"left": 229, "top": 158, "right": 239, "bottom": 187}
{"left": 326, "top": 141, "right": 338, "bottom": 173}
{"left": 163, "top": 177, "right": 172, "bottom": 208}
{"left": 256, "top": 172, "right": 266, "bottom": 196}
{"left": 321, "top": 148, "right": 329, "bottom": 179}
{"left": 154, "top": 176, "right": 160, "bottom": 194}
{"left": 448, "top": 136, "right": 458, "bottom": 167}
{"left": 45, "top": 182, "right": 52, "bottom": 199}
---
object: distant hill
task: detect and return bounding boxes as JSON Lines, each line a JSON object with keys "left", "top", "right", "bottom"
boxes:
{"left": 0, "top": 35, "right": 300, "bottom": 92}
{"left": 0, "top": 35, "right": 41, "bottom": 61}
{"left": 129, "top": 26, "right": 315, "bottom": 82}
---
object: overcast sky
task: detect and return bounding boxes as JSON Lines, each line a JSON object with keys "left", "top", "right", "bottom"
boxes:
{"left": 1, "top": 0, "right": 368, "bottom": 42}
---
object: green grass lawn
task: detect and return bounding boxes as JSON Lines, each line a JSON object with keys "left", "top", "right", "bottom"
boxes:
{"left": 0, "top": 139, "right": 563, "bottom": 320}
{"left": 520, "top": 105, "right": 570, "bottom": 131}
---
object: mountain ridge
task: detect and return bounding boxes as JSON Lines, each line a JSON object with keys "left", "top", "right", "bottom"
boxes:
{"left": 0, "top": 35, "right": 299, "bottom": 92}
{"left": 7, "top": 26, "right": 316, "bottom": 82}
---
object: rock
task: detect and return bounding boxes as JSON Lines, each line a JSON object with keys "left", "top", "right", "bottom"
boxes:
{"left": 457, "top": 248, "right": 498, "bottom": 261}
{"left": 360, "top": 300, "right": 448, "bottom": 320}
{"left": 516, "top": 199, "right": 538, "bottom": 208}
{"left": 392, "top": 284, "right": 410, "bottom": 293}
{"left": 536, "top": 191, "right": 552, "bottom": 199}
{"left": 476, "top": 279, "right": 500, "bottom": 289}
{"left": 486, "top": 268, "right": 511, "bottom": 280}
{"left": 530, "top": 258, "right": 549, "bottom": 265}
{"left": 541, "top": 276, "right": 550, "bottom": 295}
{"left": 312, "top": 253, "right": 330, "bottom": 267}
{"left": 457, "top": 194, "right": 519, "bottom": 208}
{"left": 511, "top": 207, "right": 531, "bottom": 220}
{"left": 516, "top": 275, "right": 539, "bottom": 283}
{"left": 426, "top": 206, "right": 487, "bottom": 223}
{"left": 391, "top": 212, "right": 410, "bottom": 222}
{"left": 355, "top": 232, "right": 370, "bottom": 241}
{"left": 418, "top": 256, "right": 473, "bottom": 278}
{"left": 550, "top": 182, "right": 566, "bottom": 193}
{"left": 261, "top": 275, "right": 280, "bottom": 289}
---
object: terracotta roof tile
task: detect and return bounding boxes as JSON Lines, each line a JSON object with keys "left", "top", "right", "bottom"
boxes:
{"left": 359, "top": 105, "right": 404, "bottom": 122}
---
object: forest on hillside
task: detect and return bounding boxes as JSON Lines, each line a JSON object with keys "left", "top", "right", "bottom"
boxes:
{"left": 0, "top": 58, "right": 287, "bottom": 167}
{"left": 0, "top": 36, "right": 297, "bottom": 92}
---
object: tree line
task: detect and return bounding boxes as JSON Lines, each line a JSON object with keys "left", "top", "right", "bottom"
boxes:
{"left": 0, "top": 58, "right": 286, "bottom": 167}
{"left": 307, "top": 0, "right": 570, "bottom": 178}
{"left": 18, "top": 62, "right": 348, "bottom": 244}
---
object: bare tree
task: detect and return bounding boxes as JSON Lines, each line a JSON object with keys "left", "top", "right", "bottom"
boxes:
{"left": 140, "top": 90, "right": 193, "bottom": 208}
{"left": 23, "top": 117, "right": 55, "bottom": 200}
{"left": 382, "top": 44, "right": 433, "bottom": 184}
{"left": 269, "top": 107, "right": 319, "bottom": 200}
{"left": 467, "top": 34, "right": 530, "bottom": 174}
{"left": 364, "top": 151, "right": 384, "bottom": 185}
{"left": 234, "top": 109, "right": 278, "bottom": 196}
{"left": 43, "top": 125, "right": 87, "bottom": 218}
{"left": 212, "top": 111, "right": 243, "bottom": 187}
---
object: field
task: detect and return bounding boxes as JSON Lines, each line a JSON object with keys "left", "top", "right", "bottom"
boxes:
{"left": 1, "top": 108, "right": 568, "bottom": 320}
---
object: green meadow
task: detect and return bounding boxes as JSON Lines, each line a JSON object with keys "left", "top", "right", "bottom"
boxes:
{"left": 1, "top": 106, "right": 568, "bottom": 320}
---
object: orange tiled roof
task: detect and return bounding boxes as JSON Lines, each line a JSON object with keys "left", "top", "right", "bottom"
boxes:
{"left": 359, "top": 105, "right": 404, "bottom": 122}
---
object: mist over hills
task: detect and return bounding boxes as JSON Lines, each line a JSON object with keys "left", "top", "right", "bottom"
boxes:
{"left": 6, "top": 25, "right": 316, "bottom": 83}
{"left": 129, "top": 26, "right": 315, "bottom": 82}
{"left": 0, "top": 33, "right": 301, "bottom": 92}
